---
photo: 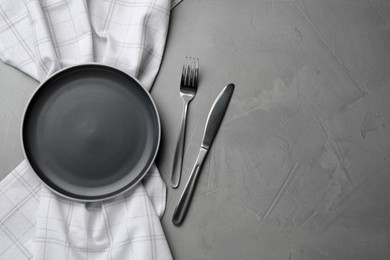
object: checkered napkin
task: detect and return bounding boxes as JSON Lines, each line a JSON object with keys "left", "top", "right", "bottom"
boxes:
{"left": 0, "top": 0, "right": 182, "bottom": 259}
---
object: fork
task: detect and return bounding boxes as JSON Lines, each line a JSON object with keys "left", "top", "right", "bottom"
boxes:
{"left": 171, "top": 57, "right": 199, "bottom": 188}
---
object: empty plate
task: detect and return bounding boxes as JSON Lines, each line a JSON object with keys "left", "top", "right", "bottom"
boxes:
{"left": 22, "top": 64, "right": 160, "bottom": 201}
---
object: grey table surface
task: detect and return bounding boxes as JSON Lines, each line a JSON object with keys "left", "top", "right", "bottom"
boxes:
{"left": 1, "top": 0, "right": 390, "bottom": 259}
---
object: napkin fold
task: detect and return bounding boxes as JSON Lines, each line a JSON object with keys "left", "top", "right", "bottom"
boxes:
{"left": 0, "top": 0, "right": 179, "bottom": 259}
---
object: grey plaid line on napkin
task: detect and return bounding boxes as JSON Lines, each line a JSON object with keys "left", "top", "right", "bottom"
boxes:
{"left": 0, "top": 0, "right": 182, "bottom": 259}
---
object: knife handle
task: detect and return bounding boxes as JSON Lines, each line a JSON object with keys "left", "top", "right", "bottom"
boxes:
{"left": 172, "top": 147, "right": 208, "bottom": 226}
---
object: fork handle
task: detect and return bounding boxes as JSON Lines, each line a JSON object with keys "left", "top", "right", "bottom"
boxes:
{"left": 171, "top": 100, "right": 190, "bottom": 188}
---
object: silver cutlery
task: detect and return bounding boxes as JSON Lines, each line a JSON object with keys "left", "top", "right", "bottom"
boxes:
{"left": 171, "top": 57, "right": 199, "bottom": 189}
{"left": 172, "top": 83, "right": 235, "bottom": 226}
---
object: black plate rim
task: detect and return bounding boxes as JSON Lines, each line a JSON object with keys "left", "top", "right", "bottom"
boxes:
{"left": 21, "top": 63, "right": 161, "bottom": 202}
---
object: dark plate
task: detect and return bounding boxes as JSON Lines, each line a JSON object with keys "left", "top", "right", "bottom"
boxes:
{"left": 22, "top": 64, "right": 160, "bottom": 201}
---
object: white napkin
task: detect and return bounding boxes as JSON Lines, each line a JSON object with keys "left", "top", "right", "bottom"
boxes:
{"left": 0, "top": 0, "right": 181, "bottom": 259}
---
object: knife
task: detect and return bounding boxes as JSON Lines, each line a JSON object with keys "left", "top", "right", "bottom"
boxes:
{"left": 172, "top": 83, "right": 235, "bottom": 226}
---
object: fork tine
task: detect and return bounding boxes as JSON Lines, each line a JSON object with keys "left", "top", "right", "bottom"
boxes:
{"left": 186, "top": 57, "right": 191, "bottom": 86}
{"left": 186, "top": 57, "right": 190, "bottom": 86}
{"left": 194, "top": 58, "right": 199, "bottom": 87}
{"left": 190, "top": 57, "right": 195, "bottom": 86}
{"left": 190, "top": 57, "right": 197, "bottom": 87}
{"left": 186, "top": 57, "right": 191, "bottom": 87}
{"left": 181, "top": 57, "right": 187, "bottom": 86}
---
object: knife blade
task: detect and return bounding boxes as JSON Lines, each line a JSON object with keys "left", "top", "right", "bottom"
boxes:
{"left": 172, "top": 83, "right": 235, "bottom": 226}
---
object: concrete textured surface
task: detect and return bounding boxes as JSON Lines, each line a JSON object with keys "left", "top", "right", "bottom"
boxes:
{"left": 2, "top": 0, "right": 390, "bottom": 259}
